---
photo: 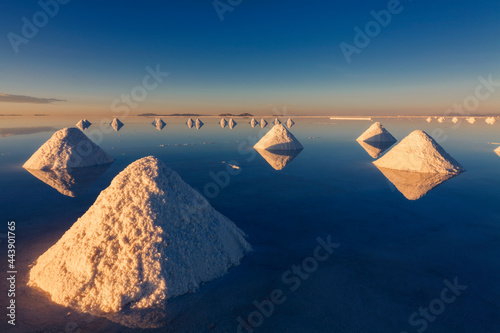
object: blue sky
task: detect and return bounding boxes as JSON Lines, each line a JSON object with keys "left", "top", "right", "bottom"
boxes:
{"left": 0, "top": 0, "right": 499, "bottom": 115}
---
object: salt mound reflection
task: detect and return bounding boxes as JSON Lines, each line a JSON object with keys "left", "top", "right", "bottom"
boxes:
{"left": 255, "top": 149, "right": 302, "bottom": 170}
{"left": 358, "top": 140, "right": 395, "bottom": 159}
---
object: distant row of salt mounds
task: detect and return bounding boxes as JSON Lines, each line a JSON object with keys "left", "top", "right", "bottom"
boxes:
{"left": 76, "top": 119, "right": 92, "bottom": 130}
{"left": 152, "top": 117, "right": 166, "bottom": 131}
{"left": 186, "top": 118, "right": 204, "bottom": 129}
{"left": 23, "top": 128, "right": 114, "bottom": 170}
{"left": 28, "top": 156, "right": 251, "bottom": 312}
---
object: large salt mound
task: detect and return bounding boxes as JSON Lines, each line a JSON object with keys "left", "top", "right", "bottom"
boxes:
{"left": 254, "top": 124, "right": 303, "bottom": 151}
{"left": 373, "top": 130, "right": 465, "bottom": 174}
{"left": 28, "top": 156, "right": 251, "bottom": 313}
{"left": 356, "top": 122, "right": 396, "bottom": 143}
{"left": 23, "top": 128, "right": 114, "bottom": 170}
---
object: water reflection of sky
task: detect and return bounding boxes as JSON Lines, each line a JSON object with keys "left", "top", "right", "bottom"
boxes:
{"left": 0, "top": 117, "right": 499, "bottom": 332}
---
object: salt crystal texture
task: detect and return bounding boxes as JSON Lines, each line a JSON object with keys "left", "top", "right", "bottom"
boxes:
{"left": 111, "top": 118, "right": 124, "bottom": 131}
{"left": 23, "top": 128, "right": 114, "bottom": 170}
{"left": 286, "top": 118, "right": 295, "bottom": 128}
{"left": 254, "top": 124, "right": 303, "bottom": 151}
{"left": 28, "top": 156, "right": 251, "bottom": 312}
{"left": 356, "top": 122, "right": 397, "bottom": 143}
{"left": 373, "top": 130, "right": 465, "bottom": 174}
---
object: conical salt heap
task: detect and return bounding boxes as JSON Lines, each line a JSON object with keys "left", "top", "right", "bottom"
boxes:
{"left": 426, "top": 117, "right": 433, "bottom": 123}
{"left": 76, "top": 119, "right": 91, "bottom": 130}
{"left": 195, "top": 118, "right": 203, "bottom": 130}
{"left": 229, "top": 118, "right": 237, "bottom": 129}
{"left": 220, "top": 118, "right": 227, "bottom": 128}
{"left": 286, "top": 118, "right": 295, "bottom": 128}
{"left": 28, "top": 156, "right": 251, "bottom": 313}
{"left": 452, "top": 117, "right": 459, "bottom": 124}
{"left": 466, "top": 117, "right": 476, "bottom": 124}
{"left": 273, "top": 118, "right": 281, "bottom": 125}
{"left": 373, "top": 130, "right": 464, "bottom": 174}
{"left": 186, "top": 118, "right": 194, "bottom": 129}
{"left": 152, "top": 118, "right": 166, "bottom": 131}
{"left": 254, "top": 124, "right": 303, "bottom": 151}
{"left": 23, "top": 128, "right": 114, "bottom": 170}
{"left": 438, "top": 117, "right": 445, "bottom": 123}
{"left": 111, "top": 118, "right": 124, "bottom": 131}
{"left": 249, "top": 118, "right": 258, "bottom": 128}
{"left": 260, "top": 118, "right": 268, "bottom": 128}
{"left": 356, "top": 122, "right": 397, "bottom": 143}
{"left": 485, "top": 117, "right": 496, "bottom": 125}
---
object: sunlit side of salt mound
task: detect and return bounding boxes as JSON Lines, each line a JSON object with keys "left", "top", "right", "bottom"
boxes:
{"left": 255, "top": 149, "right": 302, "bottom": 170}
{"left": 254, "top": 124, "right": 303, "bottom": 151}
{"left": 358, "top": 140, "right": 395, "bottom": 159}
{"left": 28, "top": 156, "right": 251, "bottom": 313}
{"left": 23, "top": 128, "right": 114, "bottom": 170}
{"left": 25, "top": 164, "right": 111, "bottom": 197}
{"left": 356, "top": 122, "right": 396, "bottom": 143}
{"left": 373, "top": 130, "right": 465, "bottom": 174}
{"left": 375, "top": 166, "right": 457, "bottom": 200}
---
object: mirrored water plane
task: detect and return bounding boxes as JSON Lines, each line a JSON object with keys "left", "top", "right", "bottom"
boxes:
{"left": 25, "top": 163, "right": 112, "bottom": 197}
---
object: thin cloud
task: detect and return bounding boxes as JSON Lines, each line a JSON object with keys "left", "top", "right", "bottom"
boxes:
{"left": 0, "top": 93, "right": 66, "bottom": 104}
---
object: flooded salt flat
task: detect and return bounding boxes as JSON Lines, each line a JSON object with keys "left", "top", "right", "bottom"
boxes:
{"left": 0, "top": 116, "right": 499, "bottom": 333}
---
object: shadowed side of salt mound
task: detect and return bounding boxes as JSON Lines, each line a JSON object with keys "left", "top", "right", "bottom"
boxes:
{"left": 373, "top": 130, "right": 465, "bottom": 174}
{"left": 28, "top": 156, "right": 251, "bottom": 313}
{"left": 25, "top": 164, "right": 112, "bottom": 197}
{"left": 110, "top": 118, "right": 124, "bottom": 131}
{"left": 152, "top": 117, "right": 166, "bottom": 131}
{"left": 254, "top": 124, "right": 303, "bottom": 151}
{"left": 255, "top": 149, "right": 302, "bottom": 170}
{"left": 357, "top": 140, "right": 395, "bottom": 159}
{"left": 356, "top": 122, "right": 396, "bottom": 143}
{"left": 375, "top": 166, "right": 458, "bottom": 200}
{"left": 23, "top": 127, "right": 114, "bottom": 170}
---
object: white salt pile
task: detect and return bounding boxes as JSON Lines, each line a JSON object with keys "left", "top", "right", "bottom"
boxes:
{"left": 438, "top": 117, "right": 445, "bottom": 123}
{"left": 373, "top": 130, "right": 465, "bottom": 174}
{"left": 260, "top": 118, "right": 268, "bottom": 128}
{"left": 186, "top": 118, "right": 194, "bottom": 129}
{"left": 466, "top": 117, "right": 476, "bottom": 124}
{"left": 452, "top": 117, "right": 459, "bottom": 124}
{"left": 254, "top": 124, "right": 303, "bottom": 151}
{"left": 220, "top": 118, "right": 227, "bottom": 128}
{"left": 111, "top": 118, "right": 124, "bottom": 131}
{"left": 273, "top": 118, "right": 281, "bottom": 125}
{"left": 152, "top": 118, "right": 166, "bottom": 131}
{"left": 426, "top": 117, "right": 433, "bottom": 123}
{"left": 356, "top": 122, "right": 397, "bottom": 143}
{"left": 76, "top": 119, "right": 92, "bottom": 130}
{"left": 229, "top": 118, "right": 237, "bottom": 129}
{"left": 249, "top": 118, "right": 258, "bottom": 128}
{"left": 375, "top": 167, "right": 457, "bottom": 200}
{"left": 286, "top": 118, "right": 295, "bottom": 128}
{"left": 485, "top": 117, "right": 496, "bottom": 125}
{"left": 255, "top": 149, "right": 301, "bottom": 170}
{"left": 23, "top": 127, "right": 114, "bottom": 170}
{"left": 195, "top": 118, "right": 204, "bottom": 130}
{"left": 28, "top": 156, "right": 251, "bottom": 313}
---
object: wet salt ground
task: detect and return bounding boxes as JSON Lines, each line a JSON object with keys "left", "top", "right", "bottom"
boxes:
{"left": 0, "top": 117, "right": 499, "bottom": 333}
